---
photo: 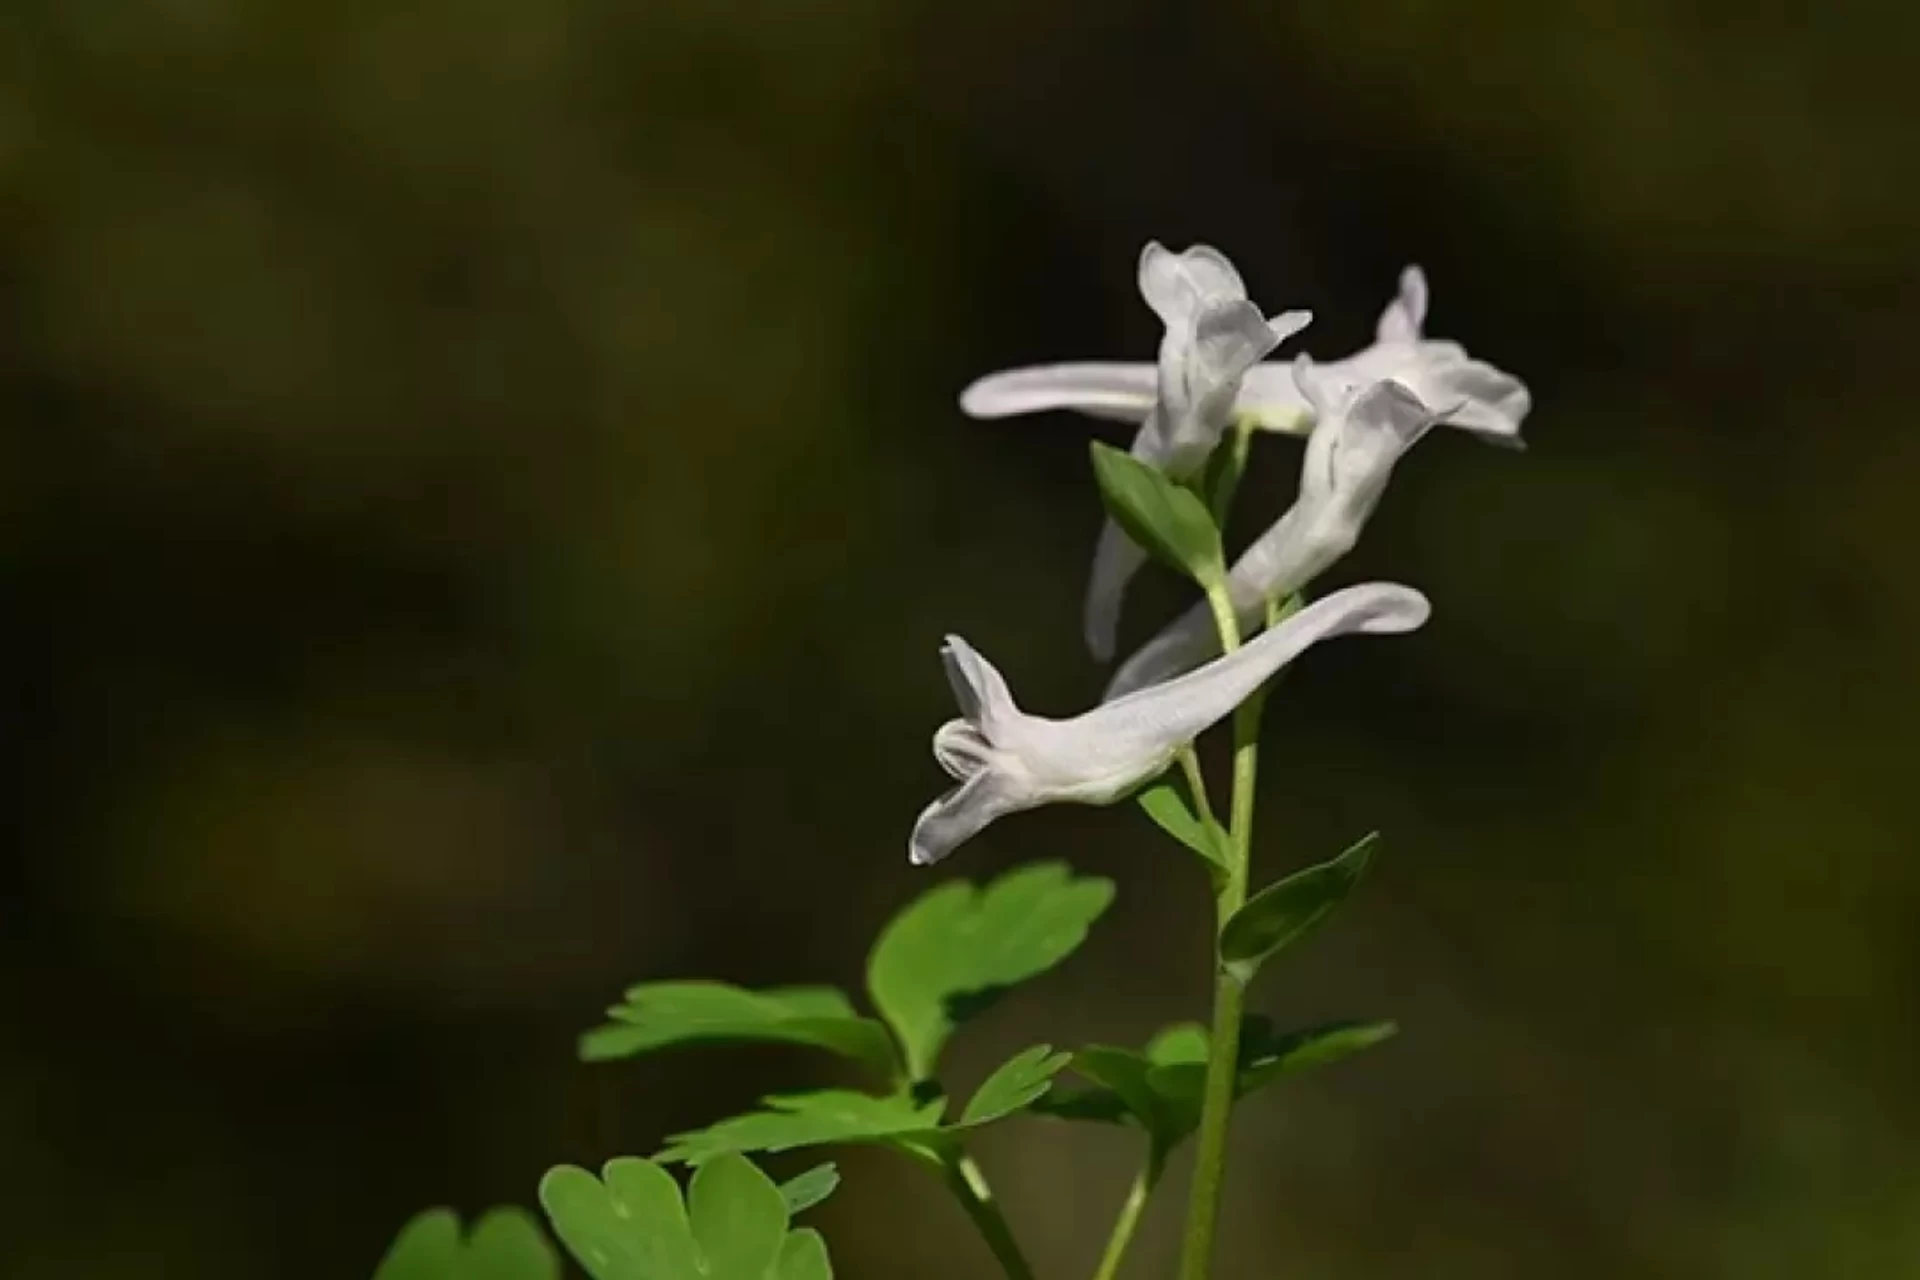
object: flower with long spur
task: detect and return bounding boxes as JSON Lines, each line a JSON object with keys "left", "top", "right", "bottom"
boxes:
{"left": 908, "top": 582, "right": 1430, "bottom": 867}
{"left": 1082, "top": 242, "right": 1313, "bottom": 662}
{"left": 1105, "top": 360, "right": 1454, "bottom": 699}
{"left": 960, "top": 263, "right": 1530, "bottom": 444}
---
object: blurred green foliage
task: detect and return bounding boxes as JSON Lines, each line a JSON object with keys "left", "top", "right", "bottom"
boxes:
{"left": 3, "top": 0, "right": 1919, "bottom": 1277}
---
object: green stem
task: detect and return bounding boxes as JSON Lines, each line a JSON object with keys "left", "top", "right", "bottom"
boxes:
{"left": 1177, "top": 745, "right": 1218, "bottom": 828}
{"left": 943, "top": 1152, "right": 1035, "bottom": 1280}
{"left": 1201, "top": 580, "right": 1240, "bottom": 659}
{"left": 1207, "top": 415, "right": 1257, "bottom": 525}
{"left": 1091, "top": 1146, "right": 1164, "bottom": 1280}
{"left": 1178, "top": 586, "right": 1266, "bottom": 1280}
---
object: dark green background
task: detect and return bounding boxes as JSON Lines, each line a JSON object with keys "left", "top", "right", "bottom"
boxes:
{"left": 5, "top": 2, "right": 1918, "bottom": 1276}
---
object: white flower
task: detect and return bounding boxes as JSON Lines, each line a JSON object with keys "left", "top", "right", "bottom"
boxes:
{"left": 960, "top": 264, "right": 1529, "bottom": 444}
{"left": 1082, "top": 243, "right": 1312, "bottom": 663}
{"left": 908, "top": 582, "right": 1430, "bottom": 866}
{"left": 1131, "top": 243, "right": 1313, "bottom": 470}
{"left": 1105, "top": 361, "right": 1451, "bottom": 699}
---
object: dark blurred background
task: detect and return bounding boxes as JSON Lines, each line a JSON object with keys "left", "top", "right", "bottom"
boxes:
{"left": 5, "top": 1, "right": 1920, "bottom": 1276}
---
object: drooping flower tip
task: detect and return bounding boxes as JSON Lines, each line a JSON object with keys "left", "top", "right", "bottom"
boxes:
{"left": 908, "top": 818, "right": 945, "bottom": 867}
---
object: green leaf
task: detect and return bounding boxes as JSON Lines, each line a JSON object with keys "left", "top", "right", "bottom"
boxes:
{"left": 777, "top": 1230, "right": 833, "bottom": 1280}
{"left": 538, "top": 1155, "right": 835, "bottom": 1280}
{"left": 1236, "top": 1019, "right": 1399, "bottom": 1093}
{"left": 1218, "top": 833, "right": 1379, "bottom": 983}
{"left": 959, "top": 1044, "right": 1072, "bottom": 1126}
{"left": 1145, "top": 1022, "right": 1209, "bottom": 1066}
{"left": 378, "top": 1212, "right": 464, "bottom": 1280}
{"left": 1036, "top": 1017, "right": 1393, "bottom": 1150}
{"left": 1202, "top": 416, "right": 1255, "bottom": 525}
{"left": 579, "top": 981, "right": 898, "bottom": 1079}
{"left": 1032, "top": 1020, "right": 1216, "bottom": 1146}
{"left": 689, "top": 1156, "right": 787, "bottom": 1278}
{"left": 867, "top": 861, "right": 1115, "bottom": 1079}
{"left": 375, "top": 1210, "right": 462, "bottom": 1280}
{"left": 657, "top": 1090, "right": 947, "bottom": 1166}
{"left": 1069, "top": 1046, "right": 1175, "bottom": 1131}
{"left": 1089, "top": 441, "right": 1224, "bottom": 586}
{"left": 663, "top": 1051, "right": 1068, "bottom": 1171}
{"left": 1031, "top": 1081, "right": 1132, "bottom": 1124}
{"left": 465, "top": 1211, "right": 563, "bottom": 1280}
{"left": 1148, "top": 1017, "right": 1398, "bottom": 1115}
{"left": 1035, "top": 1044, "right": 1200, "bottom": 1148}
{"left": 1135, "top": 778, "right": 1230, "bottom": 878}
{"left": 374, "top": 1207, "right": 558, "bottom": 1280}
{"left": 1138, "top": 1062, "right": 1205, "bottom": 1117}
{"left": 540, "top": 1159, "right": 700, "bottom": 1280}
{"left": 776, "top": 1164, "right": 840, "bottom": 1217}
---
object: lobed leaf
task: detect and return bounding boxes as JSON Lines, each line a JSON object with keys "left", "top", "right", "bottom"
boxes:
{"left": 661, "top": 1046, "right": 1070, "bottom": 1170}
{"left": 1036, "top": 1017, "right": 1395, "bottom": 1150}
{"left": 539, "top": 1160, "right": 699, "bottom": 1280}
{"left": 373, "top": 1207, "right": 558, "bottom": 1280}
{"left": 656, "top": 1091, "right": 946, "bottom": 1166}
{"left": 777, "top": 1230, "right": 833, "bottom": 1280}
{"left": 866, "top": 862, "right": 1114, "bottom": 1079}
{"left": 959, "top": 1044, "right": 1073, "bottom": 1127}
{"left": 689, "top": 1157, "right": 787, "bottom": 1278}
{"left": 538, "top": 1153, "right": 835, "bottom": 1280}
{"left": 579, "top": 981, "right": 897, "bottom": 1080}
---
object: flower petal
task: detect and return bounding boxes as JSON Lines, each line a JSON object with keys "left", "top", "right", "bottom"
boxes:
{"left": 1152, "top": 298, "right": 1287, "bottom": 461}
{"left": 958, "top": 363, "right": 1156, "bottom": 422}
{"left": 1290, "top": 352, "right": 1342, "bottom": 419}
{"left": 1084, "top": 283, "right": 1305, "bottom": 663}
{"left": 1237, "top": 362, "right": 1314, "bottom": 434}
{"left": 1139, "top": 241, "right": 1246, "bottom": 325}
{"left": 1328, "top": 381, "right": 1440, "bottom": 491}
{"left": 914, "top": 588, "right": 1427, "bottom": 865}
{"left": 909, "top": 768, "right": 1034, "bottom": 866}
{"left": 1266, "top": 308, "right": 1314, "bottom": 349}
{"left": 1103, "top": 597, "right": 1217, "bottom": 700}
{"left": 1418, "top": 356, "right": 1531, "bottom": 442}
{"left": 1374, "top": 265, "right": 1429, "bottom": 344}
{"left": 1177, "top": 245, "right": 1247, "bottom": 300}
{"left": 954, "top": 262, "right": 1530, "bottom": 450}
{"left": 1089, "top": 583, "right": 1429, "bottom": 743}
{"left": 1105, "top": 380, "right": 1444, "bottom": 698}
{"left": 932, "top": 719, "right": 994, "bottom": 780}
{"left": 940, "top": 635, "right": 1019, "bottom": 735}
{"left": 1137, "top": 241, "right": 1186, "bottom": 324}
{"left": 1084, "top": 518, "right": 1150, "bottom": 663}
{"left": 1190, "top": 301, "right": 1287, "bottom": 396}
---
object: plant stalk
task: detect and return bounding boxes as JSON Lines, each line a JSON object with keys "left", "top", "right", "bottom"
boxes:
{"left": 1091, "top": 1147, "right": 1163, "bottom": 1280}
{"left": 1177, "top": 586, "right": 1266, "bottom": 1280}
{"left": 944, "top": 1152, "right": 1036, "bottom": 1280}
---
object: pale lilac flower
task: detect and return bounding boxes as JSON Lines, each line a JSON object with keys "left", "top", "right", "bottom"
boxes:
{"left": 909, "top": 583, "right": 1430, "bottom": 865}
{"left": 1105, "top": 360, "right": 1453, "bottom": 699}
{"left": 960, "top": 264, "right": 1529, "bottom": 444}
{"left": 1079, "top": 243, "right": 1312, "bottom": 662}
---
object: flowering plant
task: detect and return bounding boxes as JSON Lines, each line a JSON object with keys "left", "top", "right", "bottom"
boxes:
{"left": 372, "top": 243, "right": 1529, "bottom": 1279}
